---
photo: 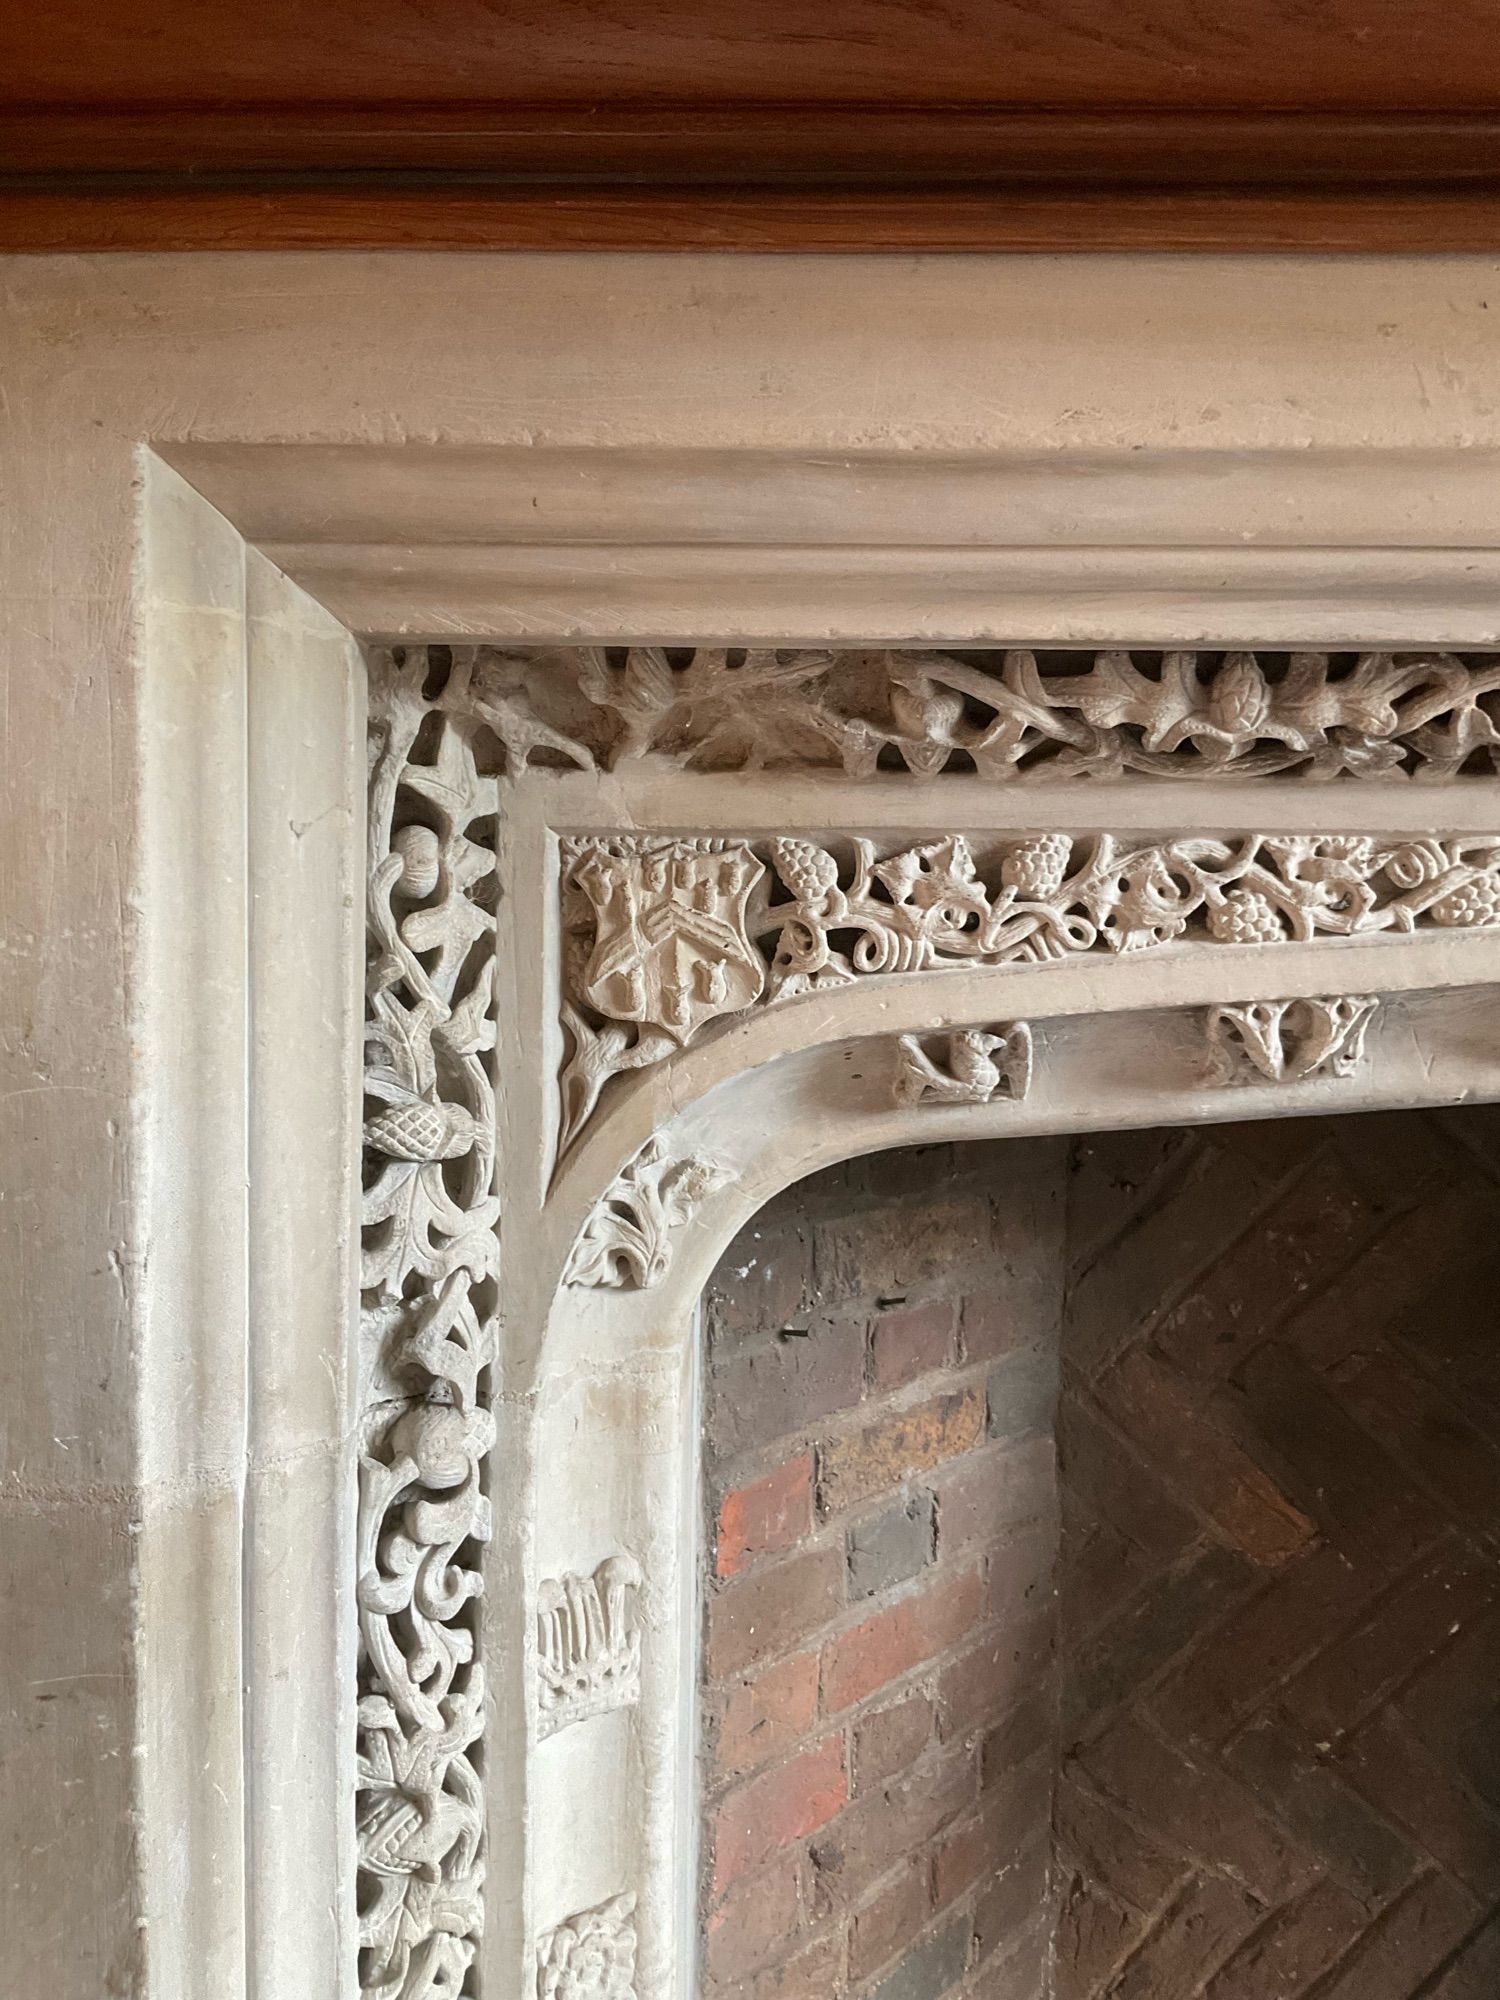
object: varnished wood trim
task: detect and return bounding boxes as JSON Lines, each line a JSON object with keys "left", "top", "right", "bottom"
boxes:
{"left": 6, "top": 186, "right": 1500, "bottom": 253}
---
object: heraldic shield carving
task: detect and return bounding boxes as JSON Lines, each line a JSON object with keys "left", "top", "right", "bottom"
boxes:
{"left": 566, "top": 837, "right": 767, "bottom": 1041}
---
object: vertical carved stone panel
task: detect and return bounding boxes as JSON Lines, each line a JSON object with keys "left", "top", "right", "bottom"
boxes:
{"left": 358, "top": 653, "right": 501, "bottom": 2000}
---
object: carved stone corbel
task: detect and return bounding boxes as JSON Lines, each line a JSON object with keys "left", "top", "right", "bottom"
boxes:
{"left": 1207, "top": 995, "right": 1379, "bottom": 1084}
{"left": 893, "top": 1023, "right": 1034, "bottom": 1106}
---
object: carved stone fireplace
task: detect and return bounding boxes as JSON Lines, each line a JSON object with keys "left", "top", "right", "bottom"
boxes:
{"left": 9, "top": 255, "right": 1500, "bottom": 2000}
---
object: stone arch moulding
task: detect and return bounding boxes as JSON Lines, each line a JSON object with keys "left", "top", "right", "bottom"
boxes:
{"left": 361, "top": 637, "right": 1500, "bottom": 2000}
{"left": 122, "top": 410, "right": 1500, "bottom": 2000}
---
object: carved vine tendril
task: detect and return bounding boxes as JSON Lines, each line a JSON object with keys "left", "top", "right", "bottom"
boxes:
{"left": 359, "top": 652, "right": 501, "bottom": 2000}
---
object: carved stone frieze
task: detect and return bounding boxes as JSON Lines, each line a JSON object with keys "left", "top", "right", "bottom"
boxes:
{"left": 559, "top": 829, "right": 1500, "bottom": 1150}
{"left": 412, "top": 643, "right": 1500, "bottom": 783}
{"left": 537, "top": 1895, "right": 639, "bottom": 2000}
{"left": 564, "top": 1138, "right": 729, "bottom": 1289}
{"left": 893, "top": 1023, "right": 1034, "bottom": 1106}
{"left": 537, "top": 1556, "right": 644, "bottom": 1736}
{"left": 1207, "top": 995, "right": 1379, "bottom": 1084}
{"left": 359, "top": 652, "right": 501, "bottom": 2000}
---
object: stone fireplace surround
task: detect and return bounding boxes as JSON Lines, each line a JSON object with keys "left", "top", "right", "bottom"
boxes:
{"left": 9, "top": 255, "right": 1500, "bottom": 2000}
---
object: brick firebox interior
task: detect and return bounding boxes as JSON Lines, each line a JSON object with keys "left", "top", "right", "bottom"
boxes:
{"left": 698, "top": 1112, "right": 1500, "bottom": 2000}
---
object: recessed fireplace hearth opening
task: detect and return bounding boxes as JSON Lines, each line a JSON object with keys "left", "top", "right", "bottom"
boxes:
{"left": 697, "top": 1114, "right": 1500, "bottom": 2000}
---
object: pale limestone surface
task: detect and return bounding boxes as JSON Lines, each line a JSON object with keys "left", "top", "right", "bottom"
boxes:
{"left": 8, "top": 253, "right": 1500, "bottom": 2000}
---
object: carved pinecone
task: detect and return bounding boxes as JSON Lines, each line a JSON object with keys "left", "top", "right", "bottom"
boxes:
{"left": 1207, "top": 889, "right": 1287, "bottom": 946}
{"left": 1431, "top": 871, "right": 1500, "bottom": 928}
{"left": 1001, "top": 834, "right": 1072, "bottom": 900}
{"left": 365, "top": 1099, "right": 475, "bottom": 1162}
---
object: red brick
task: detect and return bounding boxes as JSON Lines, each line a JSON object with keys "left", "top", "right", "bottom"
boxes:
{"left": 1201, "top": 1878, "right": 1372, "bottom": 2000}
{"left": 711, "top": 1653, "right": 821, "bottom": 1786}
{"left": 933, "top": 1437, "right": 1056, "bottom": 1558}
{"left": 937, "top": 1609, "right": 1051, "bottom": 1745}
{"left": 717, "top": 1454, "right": 815, "bottom": 1579}
{"left": 1078, "top": 1716, "right": 1314, "bottom": 1905}
{"left": 984, "top": 1516, "right": 1058, "bottom": 1624}
{"left": 1053, "top": 1769, "right": 1184, "bottom": 1916}
{"left": 974, "top": 1835, "right": 1051, "bottom": 1966}
{"left": 1228, "top": 1342, "right": 1448, "bottom": 1571}
{"left": 819, "top": 1388, "right": 985, "bottom": 1516}
{"left": 1300, "top": 1870, "right": 1481, "bottom": 2000}
{"left": 1280, "top": 1538, "right": 1497, "bottom": 1747}
{"left": 811, "top": 1748, "right": 977, "bottom": 1907}
{"left": 1149, "top": 1151, "right": 1379, "bottom": 1382}
{"left": 1053, "top": 1876, "right": 1151, "bottom": 1999}
{"left": 853, "top": 1691, "right": 935, "bottom": 1793}
{"left": 1098, "top": 1346, "right": 1315, "bottom": 1565}
{"left": 1105, "top": 1874, "right": 1264, "bottom": 2000}
{"left": 870, "top": 1301, "right": 956, "bottom": 1391}
{"left": 705, "top": 1853, "right": 807, "bottom": 1982}
{"left": 960, "top": 1290, "right": 1028, "bottom": 1364}
{"left": 817, "top": 1197, "right": 999, "bottom": 1305}
{"left": 708, "top": 1546, "right": 844, "bottom": 1681}
{"left": 706, "top": 1216, "right": 814, "bottom": 1344}
{"left": 709, "top": 1319, "right": 866, "bottom": 1460}
{"left": 848, "top": 1863, "right": 931, "bottom": 1984}
{"left": 712, "top": 1734, "right": 849, "bottom": 1897}
{"left": 714, "top": 1928, "right": 846, "bottom": 2000}
{"left": 821, "top": 1566, "right": 984, "bottom": 1717}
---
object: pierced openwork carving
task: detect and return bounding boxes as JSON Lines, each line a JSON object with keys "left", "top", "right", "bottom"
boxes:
{"left": 894, "top": 1023, "right": 1034, "bottom": 1106}
{"left": 432, "top": 644, "right": 1500, "bottom": 783}
{"left": 565, "top": 1138, "right": 730, "bottom": 1290}
{"left": 537, "top": 1556, "right": 644, "bottom": 1736}
{"left": 537, "top": 1895, "right": 639, "bottom": 2000}
{"left": 560, "top": 830, "right": 1500, "bottom": 1148}
{"left": 1208, "top": 995, "right": 1379, "bottom": 1084}
{"left": 359, "top": 654, "right": 501, "bottom": 2000}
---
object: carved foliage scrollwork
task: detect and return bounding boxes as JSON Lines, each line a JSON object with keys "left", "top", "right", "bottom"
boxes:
{"left": 564, "top": 1138, "right": 730, "bottom": 1290}
{"left": 359, "top": 653, "right": 502, "bottom": 2000}
{"left": 428, "top": 643, "right": 1500, "bottom": 783}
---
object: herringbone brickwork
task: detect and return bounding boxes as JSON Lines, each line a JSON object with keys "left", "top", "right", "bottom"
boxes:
{"left": 1059, "top": 1108, "right": 1500, "bottom": 1999}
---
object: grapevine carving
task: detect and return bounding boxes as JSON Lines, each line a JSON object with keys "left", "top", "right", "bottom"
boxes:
{"left": 559, "top": 829, "right": 1500, "bottom": 1151}
{"left": 411, "top": 643, "right": 1500, "bottom": 783}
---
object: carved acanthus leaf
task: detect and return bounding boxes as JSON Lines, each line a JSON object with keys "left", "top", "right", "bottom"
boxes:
{"left": 359, "top": 652, "right": 501, "bottom": 2000}
{"left": 536, "top": 1555, "right": 644, "bottom": 1735}
{"left": 565, "top": 1139, "right": 730, "bottom": 1290}
{"left": 893, "top": 1023, "right": 1034, "bottom": 1107}
{"left": 1207, "top": 995, "right": 1379, "bottom": 1084}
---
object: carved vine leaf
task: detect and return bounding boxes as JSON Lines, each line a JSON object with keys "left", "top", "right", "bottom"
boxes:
{"left": 565, "top": 1139, "right": 730, "bottom": 1290}
{"left": 359, "top": 652, "right": 502, "bottom": 2000}
{"left": 1207, "top": 995, "right": 1380, "bottom": 1084}
{"left": 556, "top": 828, "right": 1500, "bottom": 1156}
{"left": 441, "top": 644, "right": 1500, "bottom": 783}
